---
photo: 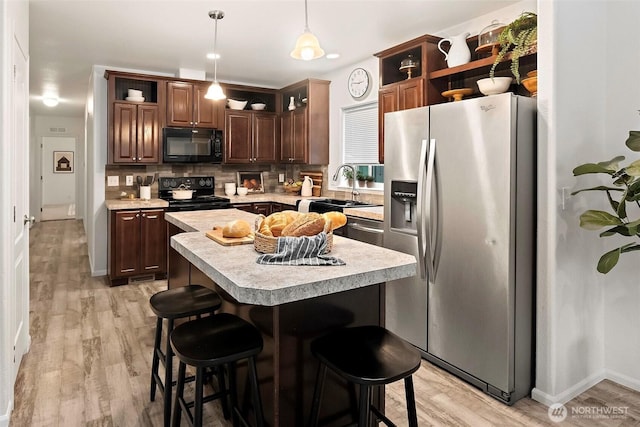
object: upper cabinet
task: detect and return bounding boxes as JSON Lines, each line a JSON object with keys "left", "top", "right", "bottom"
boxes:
{"left": 279, "top": 79, "right": 330, "bottom": 165}
{"left": 374, "top": 35, "right": 444, "bottom": 164}
{"left": 224, "top": 110, "right": 278, "bottom": 164}
{"left": 374, "top": 33, "right": 537, "bottom": 164}
{"left": 166, "top": 81, "right": 224, "bottom": 129}
{"left": 105, "top": 71, "right": 164, "bottom": 164}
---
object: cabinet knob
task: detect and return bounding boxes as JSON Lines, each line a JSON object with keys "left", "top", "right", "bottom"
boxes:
{"left": 142, "top": 213, "right": 146, "bottom": 217}
{"left": 132, "top": 157, "right": 135, "bottom": 161}
{"left": 138, "top": 157, "right": 142, "bottom": 161}
{"left": 190, "top": 121, "right": 193, "bottom": 125}
{"left": 136, "top": 213, "right": 140, "bottom": 218}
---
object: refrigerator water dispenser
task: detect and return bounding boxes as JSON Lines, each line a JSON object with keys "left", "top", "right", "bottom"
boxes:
{"left": 390, "top": 180, "right": 417, "bottom": 232}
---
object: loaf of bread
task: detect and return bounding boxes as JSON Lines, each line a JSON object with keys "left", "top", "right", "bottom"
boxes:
{"left": 322, "top": 212, "right": 347, "bottom": 231}
{"left": 281, "top": 212, "right": 326, "bottom": 237}
{"left": 258, "top": 211, "right": 301, "bottom": 237}
{"left": 222, "top": 219, "right": 252, "bottom": 238}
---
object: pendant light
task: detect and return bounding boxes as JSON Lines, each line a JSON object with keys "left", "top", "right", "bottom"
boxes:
{"left": 205, "top": 10, "right": 226, "bottom": 100}
{"left": 290, "top": 0, "right": 324, "bottom": 60}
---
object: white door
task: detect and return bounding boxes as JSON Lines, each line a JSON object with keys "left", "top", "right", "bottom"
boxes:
{"left": 41, "top": 136, "right": 76, "bottom": 220}
{"left": 10, "top": 30, "right": 30, "bottom": 382}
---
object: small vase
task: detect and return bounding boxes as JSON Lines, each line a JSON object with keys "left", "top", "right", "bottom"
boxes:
{"left": 288, "top": 96, "right": 296, "bottom": 111}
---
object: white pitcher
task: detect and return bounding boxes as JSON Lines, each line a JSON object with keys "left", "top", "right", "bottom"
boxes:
{"left": 301, "top": 176, "right": 313, "bottom": 197}
{"left": 437, "top": 32, "right": 471, "bottom": 68}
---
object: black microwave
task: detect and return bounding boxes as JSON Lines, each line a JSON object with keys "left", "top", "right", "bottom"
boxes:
{"left": 162, "top": 127, "right": 223, "bottom": 163}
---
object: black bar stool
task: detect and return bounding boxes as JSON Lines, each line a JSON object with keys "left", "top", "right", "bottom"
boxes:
{"left": 149, "top": 285, "right": 224, "bottom": 427}
{"left": 170, "top": 313, "right": 265, "bottom": 427}
{"left": 308, "top": 325, "right": 421, "bottom": 427}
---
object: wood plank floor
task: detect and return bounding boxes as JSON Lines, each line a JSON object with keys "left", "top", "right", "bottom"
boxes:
{"left": 10, "top": 219, "right": 640, "bottom": 426}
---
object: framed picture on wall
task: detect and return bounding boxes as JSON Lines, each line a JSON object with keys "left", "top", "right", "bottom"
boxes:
{"left": 236, "top": 171, "right": 264, "bottom": 193}
{"left": 53, "top": 151, "right": 74, "bottom": 173}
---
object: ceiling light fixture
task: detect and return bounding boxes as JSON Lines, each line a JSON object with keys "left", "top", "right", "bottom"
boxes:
{"left": 290, "top": 0, "right": 324, "bottom": 61}
{"left": 42, "top": 96, "right": 59, "bottom": 107}
{"left": 204, "top": 10, "right": 226, "bottom": 101}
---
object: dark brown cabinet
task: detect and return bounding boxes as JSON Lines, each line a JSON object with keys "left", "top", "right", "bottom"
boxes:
{"left": 105, "top": 71, "right": 164, "bottom": 164}
{"left": 374, "top": 35, "right": 443, "bottom": 164}
{"left": 280, "top": 79, "right": 330, "bottom": 165}
{"left": 224, "top": 110, "right": 278, "bottom": 164}
{"left": 166, "top": 81, "right": 224, "bottom": 129}
{"left": 232, "top": 202, "right": 273, "bottom": 216}
{"left": 108, "top": 208, "right": 167, "bottom": 286}
{"left": 112, "top": 102, "right": 160, "bottom": 163}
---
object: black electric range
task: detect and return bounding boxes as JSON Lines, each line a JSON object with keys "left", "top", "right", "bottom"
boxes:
{"left": 158, "top": 176, "right": 231, "bottom": 212}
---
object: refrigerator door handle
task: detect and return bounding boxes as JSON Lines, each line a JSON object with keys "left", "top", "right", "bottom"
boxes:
{"left": 416, "top": 139, "right": 429, "bottom": 280}
{"left": 425, "top": 138, "right": 437, "bottom": 281}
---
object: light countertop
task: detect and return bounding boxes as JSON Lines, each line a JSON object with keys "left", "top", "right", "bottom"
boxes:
{"left": 343, "top": 205, "right": 384, "bottom": 221}
{"left": 166, "top": 209, "right": 414, "bottom": 306}
{"left": 105, "top": 198, "right": 169, "bottom": 210}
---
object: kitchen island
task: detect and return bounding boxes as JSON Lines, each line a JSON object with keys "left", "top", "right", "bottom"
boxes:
{"left": 166, "top": 209, "right": 416, "bottom": 426}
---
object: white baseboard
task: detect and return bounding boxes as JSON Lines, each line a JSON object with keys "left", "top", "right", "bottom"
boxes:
{"left": 532, "top": 370, "right": 606, "bottom": 406}
{"left": 605, "top": 369, "right": 640, "bottom": 392}
{"left": 0, "top": 398, "right": 14, "bottom": 427}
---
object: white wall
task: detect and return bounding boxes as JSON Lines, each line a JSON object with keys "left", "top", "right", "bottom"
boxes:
{"left": 601, "top": 0, "right": 640, "bottom": 391}
{"left": 41, "top": 136, "right": 76, "bottom": 205}
{"left": 533, "top": 0, "right": 640, "bottom": 405}
{"left": 30, "top": 116, "right": 85, "bottom": 222}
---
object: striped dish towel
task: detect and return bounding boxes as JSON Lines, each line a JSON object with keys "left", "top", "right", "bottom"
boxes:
{"left": 256, "top": 232, "right": 345, "bottom": 266}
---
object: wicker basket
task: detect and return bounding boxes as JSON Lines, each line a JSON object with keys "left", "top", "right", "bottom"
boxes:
{"left": 253, "top": 214, "right": 333, "bottom": 254}
{"left": 283, "top": 185, "right": 302, "bottom": 194}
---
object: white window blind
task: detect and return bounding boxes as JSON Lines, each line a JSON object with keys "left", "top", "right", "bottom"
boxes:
{"left": 343, "top": 102, "right": 378, "bottom": 164}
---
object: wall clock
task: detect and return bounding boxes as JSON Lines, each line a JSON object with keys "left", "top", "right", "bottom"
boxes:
{"left": 348, "top": 67, "right": 371, "bottom": 99}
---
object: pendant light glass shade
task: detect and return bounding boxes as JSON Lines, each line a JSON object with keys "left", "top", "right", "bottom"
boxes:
{"left": 290, "top": 0, "right": 324, "bottom": 60}
{"left": 205, "top": 82, "right": 225, "bottom": 100}
{"left": 205, "top": 10, "right": 226, "bottom": 100}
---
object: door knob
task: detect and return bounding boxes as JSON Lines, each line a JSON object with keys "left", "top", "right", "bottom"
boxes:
{"left": 23, "top": 215, "right": 35, "bottom": 227}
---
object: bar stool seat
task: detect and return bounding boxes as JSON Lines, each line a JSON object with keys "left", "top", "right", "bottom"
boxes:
{"left": 309, "top": 325, "right": 421, "bottom": 427}
{"left": 170, "top": 313, "right": 265, "bottom": 427}
{"left": 149, "top": 285, "right": 223, "bottom": 427}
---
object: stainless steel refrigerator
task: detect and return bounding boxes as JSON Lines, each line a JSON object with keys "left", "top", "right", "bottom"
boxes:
{"left": 383, "top": 93, "right": 535, "bottom": 404}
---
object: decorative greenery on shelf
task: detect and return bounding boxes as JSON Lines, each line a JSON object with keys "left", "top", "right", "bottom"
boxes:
{"left": 489, "top": 11, "right": 537, "bottom": 83}
{"left": 342, "top": 169, "right": 353, "bottom": 180}
{"left": 572, "top": 131, "right": 640, "bottom": 273}
{"left": 356, "top": 171, "right": 367, "bottom": 182}
{"left": 365, "top": 175, "right": 375, "bottom": 182}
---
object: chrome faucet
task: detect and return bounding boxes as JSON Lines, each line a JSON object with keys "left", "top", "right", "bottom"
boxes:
{"left": 332, "top": 164, "right": 359, "bottom": 201}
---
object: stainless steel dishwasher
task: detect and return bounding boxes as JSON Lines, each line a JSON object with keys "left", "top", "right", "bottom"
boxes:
{"left": 343, "top": 216, "right": 384, "bottom": 246}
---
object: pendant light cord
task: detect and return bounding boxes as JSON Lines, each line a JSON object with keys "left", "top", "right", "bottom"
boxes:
{"left": 213, "top": 16, "right": 219, "bottom": 83}
{"left": 304, "top": 0, "right": 310, "bottom": 31}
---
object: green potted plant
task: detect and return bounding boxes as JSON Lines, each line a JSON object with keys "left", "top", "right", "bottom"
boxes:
{"left": 342, "top": 169, "right": 354, "bottom": 187}
{"left": 356, "top": 171, "right": 367, "bottom": 188}
{"left": 489, "top": 11, "right": 537, "bottom": 83}
{"left": 572, "top": 130, "right": 640, "bottom": 273}
{"left": 365, "top": 175, "right": 375, "bottom": 188}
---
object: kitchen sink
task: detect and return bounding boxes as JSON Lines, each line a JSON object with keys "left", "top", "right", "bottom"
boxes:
{"left": 316, "top": 198, "right": 377, "bottom": 207}
{"left": 305, "top": 198, "right": 379, "bottom": 213}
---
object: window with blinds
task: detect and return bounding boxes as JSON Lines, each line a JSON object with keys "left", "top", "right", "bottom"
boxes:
{"left": 343, "top": 101, "right": 378, "bottom": 164}
{"left": 341, "top": 101, "right": 383, "bottom": 188}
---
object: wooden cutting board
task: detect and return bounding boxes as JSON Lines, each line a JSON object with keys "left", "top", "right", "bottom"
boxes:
{"left": 205, "top": 227, "right": 254, "bottom": 246}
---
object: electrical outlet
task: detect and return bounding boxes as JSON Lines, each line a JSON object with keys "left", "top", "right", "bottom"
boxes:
{"left": 278, "top": 173, "right": 285, "bottom": 183}
{"left": 107, "top": 176, "right": 119, "bottom": 187}
{"left": 125, "top": 175, "right": 133, "bottom": 186}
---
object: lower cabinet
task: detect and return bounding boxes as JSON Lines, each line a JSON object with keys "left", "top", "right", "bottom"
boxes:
{"left": 233, "top": 202, "right": 273, "bottom": 216}
{"left": 108, "top": 208, "right": 167, "bottom": 286}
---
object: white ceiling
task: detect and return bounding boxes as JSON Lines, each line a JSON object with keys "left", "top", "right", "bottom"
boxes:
{"left": 29, "top": 0, "right": 518, "bottom": 117}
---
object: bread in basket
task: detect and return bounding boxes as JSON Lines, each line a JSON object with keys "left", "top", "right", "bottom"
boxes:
{"left": 254, "top": 213, "right": 334, "bottom": 254}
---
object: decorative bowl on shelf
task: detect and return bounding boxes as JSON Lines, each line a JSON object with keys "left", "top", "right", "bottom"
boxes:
{"left": 441, "top": 88, "right": 473, "bottom": 102}
{"left": 251, "top": 103, "right": 266, "bottom": 110}
{"left": 476, "top": 77, "right": 513, "bottom": 95}
{"left": 228, "top": 99, "right": 248, "bottom": 110}
{"left": 521, "top": 71, "right": 538, "bottom": 97}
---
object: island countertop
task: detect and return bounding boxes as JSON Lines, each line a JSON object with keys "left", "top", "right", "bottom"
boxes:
{"left": 166, "top": 209, "right": 416, "bottom": 306}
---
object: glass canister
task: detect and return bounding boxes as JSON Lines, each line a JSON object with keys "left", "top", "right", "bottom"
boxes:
{"left": 476, "top": 20, "right": 505, "bottom": 55}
